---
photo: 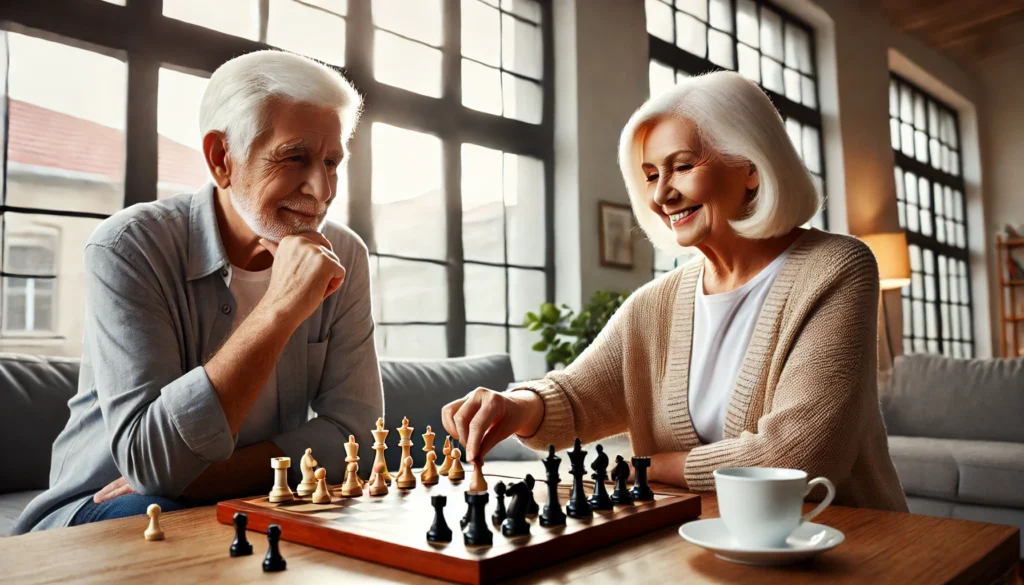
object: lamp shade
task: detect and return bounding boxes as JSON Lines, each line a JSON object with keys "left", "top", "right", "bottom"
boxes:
{"left": 859, "top": 232, "right": 912, "bottom": 291}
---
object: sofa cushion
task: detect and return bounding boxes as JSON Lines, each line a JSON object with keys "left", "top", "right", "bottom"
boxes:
{"left": 889, "top": 436, "right": 1024, "bottom": 508}
{"left": 0, "top": 490, "right": 45, "bottom": 537}
{"left": 380, "top": 354, "right": 537, "bottom": 470}
{"left": 879, "top": 355, "right": 1024, "bottom": 443}
{"left": 0, "top": 354, "right": 79, "bottom": 494}
{"left": 887, "top": 436, "right": 959, "bottom": 501}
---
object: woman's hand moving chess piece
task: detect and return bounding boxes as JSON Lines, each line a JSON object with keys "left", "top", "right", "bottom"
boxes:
{"left": 441, "top": 387, "right": 544, "bottom": 463}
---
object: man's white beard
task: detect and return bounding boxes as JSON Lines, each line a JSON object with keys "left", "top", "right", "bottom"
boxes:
{"left": 230, "top": 188, "right": 323, "bottom": 243}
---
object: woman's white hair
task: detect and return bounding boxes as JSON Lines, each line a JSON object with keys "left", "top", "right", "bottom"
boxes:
{"left": 618, "top": 71, "right": 820, "bottom": 255}
{"left": 200, "top": 50, "right": 362, "bottom": 160}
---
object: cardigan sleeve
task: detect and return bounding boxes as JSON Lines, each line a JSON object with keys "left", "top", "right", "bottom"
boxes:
{"left": 683, "top": 247, "right": 880, "bottom": 491}
{"left": 511, "top": 292, "right": 653, "bottom": 452}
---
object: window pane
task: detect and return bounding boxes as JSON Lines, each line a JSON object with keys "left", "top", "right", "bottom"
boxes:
{"left": 158, "top": 68, "right": 210, "bottom": 199}
{"left": 374, "top": 31, "right": 442, "bottom": 98}
{"left": 163, "top": 0, "right": 257, "bottom": 39}
{"left": 372, "top": 124, "right": 445, "bottom": 259}
{"left": 736, "top": 0, "right": 759, "bottom": 47}
{"left": 267, "top": 0, "right": 346, "bottom": 66}
{"left": 2, "top": 284, "right": 27, "bottom": 332}
{"left": 373, "top": 256, "right": 447, "bottom": 322}
{"left": 708, "top": 29, "right": 734, "bottom": 69}
{"left": 501, "top": 0, "right": 541, "bottom": 23}
{"left": 914, "top": 130, "right": 928, "bottom": 163}
{"left": 462, "top": 144, "right": 505, "bottom": 263}
{"left": 650, "top": 59, "right": 676, "bottom": 96}
{"left": 783, "top": 68, "right": 801, "bottom": 102}
{"left": 890, "top": 118, "right": 901, "bottom": 150}
{"left": 372, "top": 0, "right": 442, "bottom": 46}
{"left": 899, "top": 85, "right": 913, "bottom": 122}
{"left": 801, "top": 126, "right": 821, "bottom": 173}
{"left": 737, "top": 43, "right": 760, "bottom": 83}
{"left": 646, "top": 0, "right": 675, "bottom": 43}
{"left": 505, "top": 153, "right": 545, "bottom": 266}
{"left": 783, "top": 24, "right": 813, "bottom": 74}
{"left": 508, "top": 268, "right": 545, "bottom": 327}
{"left": 761, "top": 56, "right": 783, "bottom": 94}
{"left": 889, "top": 81, "right": 899, "bottom": 117}
{"left": 377, "top": 325, "right": 447, "bottom": 359}
{"left": 5, "top": 239, "right": 57, "bottom": 276}
{"left": 502, "top": 15, "right": 543, "bottom": 80}
{"left": 510, "top": 326, "right": 548, "bottom": 380}
{"left": 913, "top": 93, "right": 926, "bottom": 130}
{"left": 676, "top": 0, "right": 708, "bottom": 21}
{"left": 502, "top": 73, "right": 542, "bottom": 124}
{"left": 463, "top": 0, "right": 501, "bottom": 67}
{"left": 462, "top": 60, "right": 503, "bottom": 115}
{"left": 785, "top": 119, "right": 802, "bottom": 159}
{"left": 467, "top": 324, "right": 507, "bottom": 356}
{"left": 801, "top": 75, "right": 817, "bottom": 108}
{"left": 675, "top": 11, "right": 708, "bottom": 58}
{"left": 465, "top": 264, "right": 506, "bottom": 323}
{"left": 759, "top": 7, "right": 783, "bottom": 61}
{"left": 6, "top": 33, "right": 125, "bottom": 215}
{"left": 900, "top": 123, "right": 915, "bottom": 158}
{"left": 709, "top": 0, "right": 732, "bottom": 32}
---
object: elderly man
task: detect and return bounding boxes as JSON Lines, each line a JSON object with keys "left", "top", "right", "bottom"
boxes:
{"left": 14, "top": 50, "right": 382, "bottom": 533}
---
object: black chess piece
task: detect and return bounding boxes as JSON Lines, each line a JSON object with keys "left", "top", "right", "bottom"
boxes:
{"left": 566, "top": 438, "right": 593, "bottom": 519}
{"left": 587, "top": 444, "right": 613, "bottom": 510}
{"left": 491, "top": 482, "right": 508, "bottom": 525}
{"left": 262, "top": 524, "right": 286, "bottom": 572}
{"left": 610, "top": 455, "right": 635, "bottom": 506}
{"left": 630, "top": 456, "right": 655, "bottom": 501}
{"left": 540, "top": 445, "right": 566, "bottom": 527}
{"left": 463, "top": 491, "right": 493, "bottom": 546}
{"left": 501, "top": 480, "right": 532, "bottom": 537}
{"left": 523, "top": 474, "right": 539, "bottom": 515}
{"left": 230, "top": 512, "right": 253, "bottom": 557}
{"left": 427, "top": 495, "right": 453, "bottom": 543}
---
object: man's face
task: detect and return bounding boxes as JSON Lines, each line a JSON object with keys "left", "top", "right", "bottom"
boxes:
{"left": 230, "top": 100, "right": 345, "bottom": 242}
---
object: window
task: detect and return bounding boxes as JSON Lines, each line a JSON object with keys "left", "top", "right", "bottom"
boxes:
{"left": 646, "top": 0, "right": 825, "bottom": 276}
{"left": 2, "top": 232, "right": 57, "bottom": 335}
{"left": 890, "top": 75, "right": 973, "bottom": 358}
{"left": 1, "top": 0, "right": 551, "bottom": 376}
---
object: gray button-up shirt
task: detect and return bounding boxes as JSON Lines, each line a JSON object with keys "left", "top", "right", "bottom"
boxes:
{"left": 15, "top": 184, "right": 383, "bottom": 533}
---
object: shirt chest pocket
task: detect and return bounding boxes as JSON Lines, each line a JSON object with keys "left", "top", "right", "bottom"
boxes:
{"left": 306, "top": 339, "right": 330, "bottom": 397}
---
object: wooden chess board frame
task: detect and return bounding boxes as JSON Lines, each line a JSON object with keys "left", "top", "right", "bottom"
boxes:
{"left": 217, "top": 473, "right": 701, "bottom": 584}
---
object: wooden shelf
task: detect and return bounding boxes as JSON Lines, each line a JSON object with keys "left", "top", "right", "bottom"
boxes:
{"left": 998, "top": 235, "right": 1024, "bottom": 356}
{"left": 1009, "top": 280, "right": 1024, "bottom": 286}
{"left": 997, "top": 237, "right": 1024, "bottom": 247}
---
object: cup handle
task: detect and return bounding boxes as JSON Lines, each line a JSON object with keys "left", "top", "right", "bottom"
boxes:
{"left": 800, "top": 477, "right": 835, "bottom": 524}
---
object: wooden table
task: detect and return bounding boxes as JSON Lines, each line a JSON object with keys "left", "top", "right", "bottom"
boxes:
{"left": 1, "top": 462, "right": 1019, "bottom": 585}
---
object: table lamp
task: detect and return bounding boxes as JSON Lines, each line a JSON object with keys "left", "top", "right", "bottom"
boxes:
{"left": 859, "top": 232, "right": 912, "bottom": 364}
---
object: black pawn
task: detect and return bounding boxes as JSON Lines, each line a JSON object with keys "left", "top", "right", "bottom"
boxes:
{"left": 630, "top": 456, "right": 655, "bottom": 501}
{"left": 463, "top": 492, "right": 493, "bottom": 547}
{"left": 427, "top": 495, "right": 453, "bottom": 543}
{"left": 501, "top": 479, "right": 532, "bottom": 537}
{"left": 230, "top": 512, "right": 253, "bottom": 557}
{"left": 610, "top": 455, "right": 635, "bottom": 506}
{"left": 540, "top": 445, "right": 566, "bottom": 527}
{"left": 587, "top": 444, "right": 613, "bottom": 510}
{"left": 491, "top": 483, "right": 507, "bottom": 525}
{"left": 262, "top": 524, "right": 286, "bottom": 572}
{"left": 524, "top": 474, "right": 539, "bottom": 515}
{"left": 566, "top": 438, "right": 593, "bottom": 519}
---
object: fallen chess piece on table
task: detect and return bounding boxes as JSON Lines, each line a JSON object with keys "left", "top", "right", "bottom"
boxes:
{"left": 144, "top": 504, "right": 164, "bottom": 541}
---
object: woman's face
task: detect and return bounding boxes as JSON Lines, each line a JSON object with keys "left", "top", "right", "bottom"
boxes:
{"left": 641, "top": 117, "right": 758, "bottom": 247}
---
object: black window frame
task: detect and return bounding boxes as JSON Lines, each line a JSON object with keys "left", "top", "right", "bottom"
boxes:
{"left": 0, "top": 0, "right": 555, "bottom": 364}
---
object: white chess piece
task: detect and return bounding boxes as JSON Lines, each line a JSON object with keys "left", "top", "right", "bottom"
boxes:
{"left": 297, "top": 448, "right": 319, "bottom": 497}
{"left": 312, "top": 468, "right": 332, "bottom": 504}
{"left": 269, "top": 457, "right": 294, "bottom": 503}
{"left": 144, "top": 504, "right": 164, "bottom": 541}
{"left": 368, "top": 460, "right": 389, "bottom": 497}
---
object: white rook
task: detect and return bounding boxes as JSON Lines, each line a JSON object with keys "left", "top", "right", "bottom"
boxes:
{"left": 269, "top": 457, "right": 295, "bottom": 503}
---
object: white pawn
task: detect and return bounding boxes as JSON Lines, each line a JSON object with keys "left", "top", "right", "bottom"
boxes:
{"left": 144, "top": 504, "right": 164, "bottom": 541}
{"left": 312, "top": 468, "right": 332, "bottom": 504}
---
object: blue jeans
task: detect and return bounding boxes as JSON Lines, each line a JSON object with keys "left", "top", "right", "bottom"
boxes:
{"left": 71, "top": 495, "right": 189, "bottom": 526}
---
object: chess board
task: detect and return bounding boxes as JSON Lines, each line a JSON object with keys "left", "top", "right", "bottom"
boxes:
{"left": 217, "top": 473, "right": 701, "bottom": 584}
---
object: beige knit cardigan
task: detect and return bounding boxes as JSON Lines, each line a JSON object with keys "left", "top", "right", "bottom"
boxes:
{"left": 516, "top": 229, "right": 908, "bottom": 512}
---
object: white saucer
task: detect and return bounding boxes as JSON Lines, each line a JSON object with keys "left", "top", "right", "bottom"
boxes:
{"left": 678, "top": 518, "right": 845, "bottom": 566}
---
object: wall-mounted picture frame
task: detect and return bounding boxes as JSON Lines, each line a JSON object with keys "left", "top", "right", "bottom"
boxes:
{"left": 599, "top": 201, "right": 635, "bottom": 270}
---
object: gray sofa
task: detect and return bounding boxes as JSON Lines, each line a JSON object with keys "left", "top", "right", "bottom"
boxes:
{"left": 880, "top": 354, "right": 1024, "bottom": 558}
{"left": 0, "top": 352, "right": 538, "bottom": 536}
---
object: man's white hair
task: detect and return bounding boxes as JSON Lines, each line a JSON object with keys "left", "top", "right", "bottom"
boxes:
{"left": 618, "top": 71, "right": 820, "bottom": 256}
{"left": 200, "top": 50, "right": 362, "bottom": 159}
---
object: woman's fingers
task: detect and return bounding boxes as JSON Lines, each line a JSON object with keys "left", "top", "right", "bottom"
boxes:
{"left": 464, "top": 399, "right": 501, "bottom": 462}
{"left": 476, "top": 415, "right": 521, "bottom": 462}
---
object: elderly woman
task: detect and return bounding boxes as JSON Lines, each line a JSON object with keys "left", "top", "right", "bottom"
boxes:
{"left": 443, "top": 71, "right": 907, "bottom": 511}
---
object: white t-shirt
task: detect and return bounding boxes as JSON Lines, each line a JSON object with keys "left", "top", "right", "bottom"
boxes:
{"left": 687, "top": 248, "right": 791, "bottom": 443}
{"left": 227, "top": 264, "right": 280, "bottom": 448}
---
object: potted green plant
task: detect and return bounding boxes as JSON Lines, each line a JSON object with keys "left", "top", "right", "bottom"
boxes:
{"left": 522, "top": 290, "right": 629, "bottom": 369}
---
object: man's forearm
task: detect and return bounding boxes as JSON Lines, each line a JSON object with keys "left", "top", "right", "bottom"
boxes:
{"left": 650, "top": 451, "right": 690, "bottom": 488}
{"left": 206, "top": 303, "right": 298, "bottom": 434}
{"left": 180, "top": 441, "right": 286, "bottom": 504}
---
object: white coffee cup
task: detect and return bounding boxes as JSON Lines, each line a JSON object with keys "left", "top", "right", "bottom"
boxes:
{"left": 713, "top": 467, "right": 835, "bottom": 549}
